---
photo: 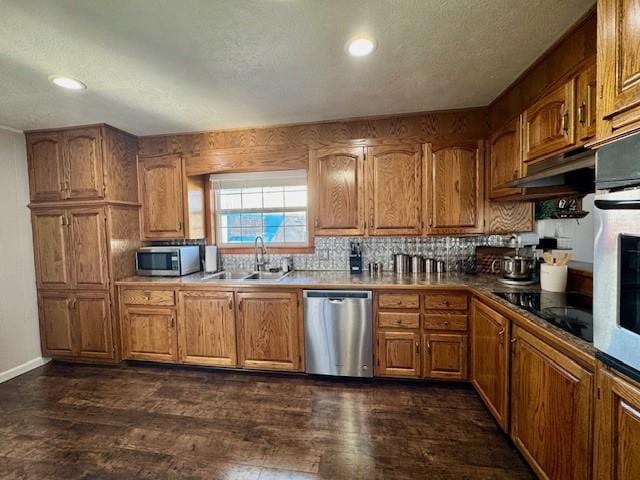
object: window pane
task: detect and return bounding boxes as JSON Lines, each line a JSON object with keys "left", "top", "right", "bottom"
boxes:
{"left": 284, "top": 226, "right": 307, "bottom": 243}
{"left": 242, "top": 187, "right": 261, "bottom": 194}
{"left": 219, "top": 193, "right": 241, "bottom": 210}
{"left": 240, "top": 213, "right": 262, "bottom": 228}
{"left": 263, "top": 190, "right": 284, "bottom": 208}
{"left": 242, "top": 192, "right": 262, "bottom": 209}
{"left": 285, "top": 211, "right": 306, "bottom": 225}
{"left": 242, "top": 227, "right": 261, "bottom": 241}
{"left": 284, "top": 190, "right": 307, "bottom": 207}
{"left": 263, "top": 212, "right": 284, "bottom": 227}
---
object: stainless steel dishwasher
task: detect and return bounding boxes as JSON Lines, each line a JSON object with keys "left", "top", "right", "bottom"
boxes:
{"left": 303, "top": 290, "right": 373, "bottom": 377}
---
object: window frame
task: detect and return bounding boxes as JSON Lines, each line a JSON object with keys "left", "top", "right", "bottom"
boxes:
{"left": 210, "top": 173, "right": 315, "bottom": 253}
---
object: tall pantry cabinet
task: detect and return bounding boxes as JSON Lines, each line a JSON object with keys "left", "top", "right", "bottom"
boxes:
{"left": 27, "top": 124, "right": 140, "bottom": 362}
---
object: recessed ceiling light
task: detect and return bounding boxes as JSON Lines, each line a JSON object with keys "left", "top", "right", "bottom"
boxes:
{"left": 347, "top": 38, "right": 376, "bottom": 57}
{"left": 49, "top": 75, "right": 87, "bottom": 90}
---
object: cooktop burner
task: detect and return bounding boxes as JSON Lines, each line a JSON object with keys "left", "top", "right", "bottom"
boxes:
{"left": 492, "top": 291, "right": 593, "bottom": 343}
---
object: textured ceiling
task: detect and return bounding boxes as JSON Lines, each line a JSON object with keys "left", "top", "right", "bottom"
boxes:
{"left": 0, "top": 0, "right": 594, "bottom": 135}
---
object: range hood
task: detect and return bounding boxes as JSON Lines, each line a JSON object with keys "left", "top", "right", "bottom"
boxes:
{"left": 501, "top": 148, "right": 595, "bottom": 200}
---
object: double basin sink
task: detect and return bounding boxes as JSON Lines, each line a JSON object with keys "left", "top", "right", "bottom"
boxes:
{"left": 202, "top": 270, "right": 291, "bottom": 282}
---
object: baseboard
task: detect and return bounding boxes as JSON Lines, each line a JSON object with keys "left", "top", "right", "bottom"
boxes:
{"left": 0, "top": 356, "right": 50, "bottom": 383}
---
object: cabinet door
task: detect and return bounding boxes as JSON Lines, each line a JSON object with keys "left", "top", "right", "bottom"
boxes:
{"left": 68, "top": 207, "right": 109, "bottom": 289}
{"left": 576, "top": 63, "right": 597, "bottom": 142}
{"left": 122, "top": 306, "right": 178, "bottom": 362}
{"left": 511, "top": 326, "right": 593, "bottom": 480}
{"left": 311, "top": 146, "right": 365, "bottom": 236}
{"left": 523, "top": 79, "right": 576, "bottom": 162}
{"left": 376, "top": 331, "right": 420, "bottom": 378}
{"left": 64, "top": 127, "right": 104, "bottom": 200}
{"left": 595, "top": 368, "right": 640, "bottom": 480}
{"left": 425, "top": 143, "right": 483, "bottom": 234}
{"left": 139, "top": 154, "right": 185, "bottom": 240}
{"left": 598, "top": 0, "right": 640, "bottom": 139}
{"left": 38, "top": 291, "right": 74, "bottom": 357}
{"left": 236, "top": 292, "right": 301, "bottom": 371}
{"left": 32, "top": 209, "right": 71, "bottom": 289}
{"left": 178, "top": 291, "right": 237, "bottom": 367}
{"left": 489, "top": 116, "right": 523, "bottom": 199}
{"left": 74, "top": 292, "right": 114, "bottom": 360}
{"left": 366, "top": 145, "right": 422, "bottom": 235}
{"left": 424, "top": 333, "right": 467, "bottom": 380}
{"left": 27, "top": 133, "right": 66, "bottom": 202}
{"left": 471, "top": 300, "right": 509, "bottom": 431}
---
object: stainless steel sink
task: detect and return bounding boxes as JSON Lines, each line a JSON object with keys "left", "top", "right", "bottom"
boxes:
{"left": 202, "top": 270, "right": 290, "bottom": 281}
{"left": 202, "top": 271, "right": 251, "bottom": 280}
{"left": 242, "top": 271, "right": 290, "bottom": 281}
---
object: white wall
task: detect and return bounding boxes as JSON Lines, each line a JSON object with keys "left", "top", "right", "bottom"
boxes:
{"left": 535, "top": 193, "right": 595, "bottom": 263}
{"left": 0, "top": 126, "right": 46, "bottom": 382}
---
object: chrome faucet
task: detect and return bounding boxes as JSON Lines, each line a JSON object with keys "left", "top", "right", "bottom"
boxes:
{"left": 254, "top": 235, "right": 268, "bottom": 271}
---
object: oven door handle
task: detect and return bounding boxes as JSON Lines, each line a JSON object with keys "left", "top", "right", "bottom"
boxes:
{"left": 595, "top": 199, "right": 640, "bottom": 210}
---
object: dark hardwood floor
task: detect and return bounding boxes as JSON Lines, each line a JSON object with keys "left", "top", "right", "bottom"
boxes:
{"left": 0, "top": 362, "right": 533, "bottom": 479}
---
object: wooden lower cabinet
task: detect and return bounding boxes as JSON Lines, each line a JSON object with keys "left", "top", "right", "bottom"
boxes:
{"left": 39, "top": 291, "right": 75, "bottom": 357}
{"left": 38, "top": 290, "right": 114, "bottom": 360}
{"left": 376, "top": 331, "right": 421, "bottom": 378}
{"left": 471, "top": 299, "right": 510, "bottom": 431}
{"left": 236, "top": 291, "right": 302, "bottom": 371}
{"left": 423, "top": 333, "right": 467, "bottom": 380}
{"left": 121, "top": 306, "right": 178, "bottom": 363}
{"left": 178, "top": 290, "right": 237, "bottom": 367}
{"left": 594, "top": 367, "right": 640, "bottom": 480}
{"left": 510, "top": 325, "right": 593, "bottom": 480}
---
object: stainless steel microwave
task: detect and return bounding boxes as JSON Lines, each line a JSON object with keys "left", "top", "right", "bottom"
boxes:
{"left": 135, "top": 246, "right": 200, "bottom": 277}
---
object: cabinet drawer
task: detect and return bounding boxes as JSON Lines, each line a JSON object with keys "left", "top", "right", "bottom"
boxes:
{"left": 378, "top": 312, "right": 420, "bottom": 329}
{"left": 378, "top": 293, "right": 420, "bottom": 310}
{"left": 424, "top": 314, "right": 468, "bottom": 331}
{"left": 121, "top": 289, "right": 175, "bottom": 306}
{"left": 424, "top": 293, "right": 467, "bottom": 311}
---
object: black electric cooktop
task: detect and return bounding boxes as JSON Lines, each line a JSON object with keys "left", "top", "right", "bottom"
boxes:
{"left": 492, "top": 291, "right": 593, "bottom": 343}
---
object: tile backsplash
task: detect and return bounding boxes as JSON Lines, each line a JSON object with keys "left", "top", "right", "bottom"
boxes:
{"left": 158, "top": 236, "right": 511, "bottom": 273}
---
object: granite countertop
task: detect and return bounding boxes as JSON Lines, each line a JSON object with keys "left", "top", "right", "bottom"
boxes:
{"left": 116, "top": 271, "right": 595, "bottom": 358}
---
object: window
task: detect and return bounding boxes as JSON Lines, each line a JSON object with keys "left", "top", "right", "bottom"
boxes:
{"left": 211, "top": 170, "right": 308, "bottom": 247}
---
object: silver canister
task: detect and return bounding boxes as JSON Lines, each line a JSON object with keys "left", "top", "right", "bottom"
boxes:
{"left": 436, "top": 260, "right": 446, "bottom": 273}
{"left": 393, "top": 254, "right": 411, "bottom": 274}
{"left": 425, "top": 258, "right": 434, "bottom": 273}
{"left": 411, "top": 255, "right": 425, "bottom": 274}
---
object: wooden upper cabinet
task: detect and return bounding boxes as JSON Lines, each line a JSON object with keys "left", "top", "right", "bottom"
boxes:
{"left": 311, "top": 146, "right": 365, "bottom": 236}
{"left": 64, "top": 127, "right": 104, "bottom": 200}
{"left": 597, "top": 0, "right": 640, "bottom": 141}
{"left": 236, "top": 291, "right": 301, "bottom": 371}
{"left": 122, "top": 306, "right": 178, "bottom": 363}
{"left": 595, "top": 368, "right": 640, "bottom": 480}
{"left": 424, "top": 333, "right": 467, "bottom": 380}
{"left": 424, "top": 142, "right": 483, "bottom": 234}
{"left": 32, "top": 209, "right": 71, "bottom": 289}
{"left": 27, "top": 132, "right": 66, "bottom": 202}
{"left": 523, "top": 79, "right": 576, "bottom": 162}
{"left": 489, "top": 116, "right": 523, "bottom": 200}
{"left": 376, "top": 330, "right": 421, "bottom": 378}
{"left": 38, "top": 291, "right": 74, "bottom": 356}
{"left": 576, "top": 62, "right": 597, "bottom": 142}
{"left": 511, "top": 326, "right": 593, "bottom": 480}
{"left": 139, "top": 154, "right": 186, "bottom": 240}
{"left": 178, "top": 290, "right": 237, "bottom": 367}
{"left": 68, "top": 208, "right": 109, "bottom": 289}
{"left": 471, "top": 300, "right": 509, "bottom": 432}
{"left": 366, "top": 145, "right": 422, "bottom": 236}
{"left": 74, "top": 292, "right": 113, "bottom": 360}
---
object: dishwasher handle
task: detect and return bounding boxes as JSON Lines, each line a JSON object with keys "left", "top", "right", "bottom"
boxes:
{"left": 304, "top": 290, "right": 372, "bottom": 300}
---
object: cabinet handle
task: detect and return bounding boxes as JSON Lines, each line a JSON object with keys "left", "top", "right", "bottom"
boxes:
{"left": 416, "top": 341, "right": 420, "bottom": 354}
{"left": 426, "top": 339, "right": 431, "bottom": 351}
{"left": 170, "top": 316, "right": 175, "bottom": 328}
{"left": 498, "top": 328, "right": 505, "bottom": 345}
{"left": 178, "top": 221, "right": 183, "bottom": 231}
{"left": 228, "top": 298, "right": 233, "bottom": 310}
{"left": 510, "top": 337, "right": 517, "bottom": 344}
{"left": 561, "top": 112, "right": 569, "bottom": 132}
{"left": 238, "top": 301, "right": 243, "bottom": 312}
{"left": 578, "top": 103, "right": 586, "bottom": 124}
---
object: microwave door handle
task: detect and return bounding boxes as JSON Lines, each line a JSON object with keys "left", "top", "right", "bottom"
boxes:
{"left": 595, "top": 199, "right": 640, "bottom": 210}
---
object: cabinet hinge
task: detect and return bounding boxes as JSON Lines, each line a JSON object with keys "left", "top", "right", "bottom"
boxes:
{"left": 600, "top": 85, "right": 604, "bottom": 100}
